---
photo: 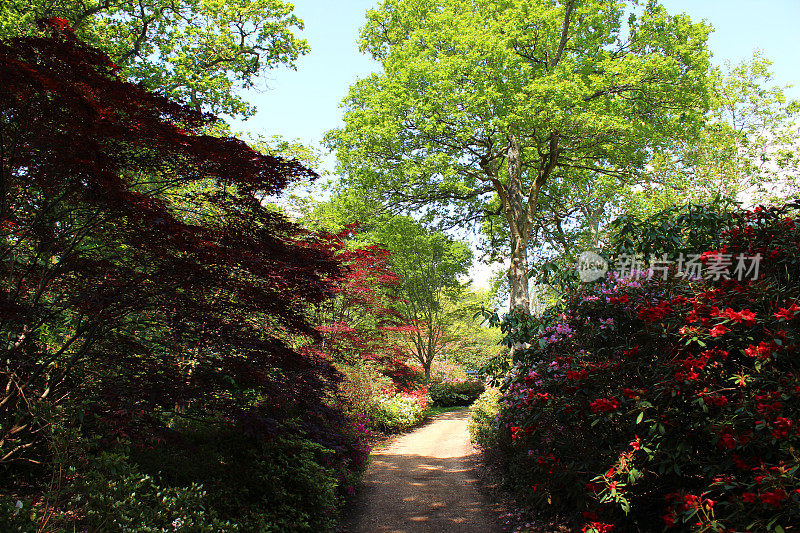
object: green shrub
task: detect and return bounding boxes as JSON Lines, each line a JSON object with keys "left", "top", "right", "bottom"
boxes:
{"left": 130, "top": 421, "right": 362, "bottom": 532}
{"left": 0, "top": 496, "right": 39, "bottom": 532}
{"left": 368, "top": 394, "right": 426, "bottom": 431}
{"left": 469, "top": 388, "right": 502, "bottom": 448}
{"left": 66, "top": 447, "right": 237, "bottom": 532}
{"left": 337, "top": 362, "right": 395, "bottom": 417}
{"left": 428, "top": 379, "right": 485, "bottom": 407}
{"left": 236, "top": 435, "right": 341, "bottom": 532}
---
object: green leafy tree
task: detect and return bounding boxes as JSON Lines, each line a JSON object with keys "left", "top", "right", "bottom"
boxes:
{"left": 299, "top": 192, "right": 473, "bottom": 378}
{"left": 326, "top": 0, "right": 713, "bottom": 313}
{"left": 378, "top": 217, "right": 472, "bottom": 378}
{"left": 0, "top": 0, "right": 309, "bottom": 117}
{"left": 437, "top": 287, "right": 503, "bottom": 373}
{"left": 627, "top": 51, "right": 800, "bottom": 215}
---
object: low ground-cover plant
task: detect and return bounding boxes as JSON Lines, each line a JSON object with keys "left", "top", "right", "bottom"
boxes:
{"left": 429, "top": 378, "right": 486, "bottom": 407}
{"left": 490, "top": 202, "right": 800, "bottom": 532}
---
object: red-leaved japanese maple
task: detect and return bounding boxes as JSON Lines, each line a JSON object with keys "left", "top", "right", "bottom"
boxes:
{"left": 0, "top": 20, "right": 343, "bottom": 465}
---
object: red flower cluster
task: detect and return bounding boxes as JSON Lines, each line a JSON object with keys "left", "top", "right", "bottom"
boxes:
{"left": 589, "top": 397, "right": 621, "bottom": 413}
{"left": 774, "top": 302, "right": 800, "bottom": 321}
{"left": 760, "top": 489, "right": 787, "bottom": 508}
{"left": 638, "top": 301, "right": 672, "bottom": 322}
{"left": 744, "top": 341, "right": 776, "bottom": 359}
{"left": 567, "top": 369, "right": 589, "bottom": 381}
{"left": 709, "top": 324, "right": 730, "bottom": 337}
{"left": 582, "top": 522, "right": 615, "bottom": 533}
{"left": 714, "top": 307, "right": 756, "bottom": 325}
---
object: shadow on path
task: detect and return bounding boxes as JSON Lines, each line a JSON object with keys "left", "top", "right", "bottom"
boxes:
{"left": 343, "top": 409, "right": 506, "bottom": 532}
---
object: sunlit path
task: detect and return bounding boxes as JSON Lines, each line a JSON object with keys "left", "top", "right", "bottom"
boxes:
{"left": 344, "top": 409, "right": 505, "bottom": 533}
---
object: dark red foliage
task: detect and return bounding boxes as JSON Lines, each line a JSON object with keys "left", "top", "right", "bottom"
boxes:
{"left": 308, "top": 224, "right": 419, "bottom": 386}
{"left": 0, "top": 23, "right": 344, "bottom": 464}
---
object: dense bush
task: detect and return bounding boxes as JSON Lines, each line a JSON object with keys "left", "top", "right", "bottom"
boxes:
{"left": 491, "top": 202, "right": 800, "bottom": 532}
{"left": 469, "top": 388, "right": 502, "bottom": 449}
{"left": 429, "top": 378, "right": 486, "bottom": 407}
{"left": 131, "top": 414, "right": 371, "bottom": 531}
{"left": 368, "top": 391, "right": 429, "bottom": 432}
{"left": 66, "top": 448, "right": 237, "bottom": 532}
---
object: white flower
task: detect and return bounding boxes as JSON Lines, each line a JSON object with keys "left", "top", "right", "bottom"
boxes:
{"left": 13, "top": 500, "right": 23, "bottom": 516}
{"left": 172, "top": 517, "right": 184, "bottom": 529}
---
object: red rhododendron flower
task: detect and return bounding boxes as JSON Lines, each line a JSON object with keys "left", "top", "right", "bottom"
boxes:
{"left": 774, "top": 302, "right": 800, "bottom": 321}
{"left": 760, "top": 489, "right": 787, "bottom": 508}
{"left": 703, "top": 395, "right": 728, "bottom": 407}
{"left": 567, "top": 370, "right": 588, "bottom": 381}
{"left": 744, "top": 341, "right": 775, "bottom": 359}
{"left": 741, "top": 492, "right": 756, "bottom": 503}
{"left": 732, "top": 455, "right": 749, "bottom": 470}
{"left": 582, "top": 522, "right": 614, "bottom": 533}
{"left": 772, "top": 417, "right": 793, "bottom": 439}
{"left": 622, "top": 388, "right": 643, "bottom": 399}
{"left": 723, "top": 308, "right": 756, "bottom": 325}
{"left": 717, "top": 428, "right": 736, "bottom": 449}
{"left": 709, "top": 324, "right": 730, "bottom": 337}
{"left": 590, "top": 397, "right": 621, "bottom": 413}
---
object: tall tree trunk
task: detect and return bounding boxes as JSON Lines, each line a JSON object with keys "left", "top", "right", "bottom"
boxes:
{"left": 508, "top": 232, "right": 530, "bottom": 312}
{"left": 505, "top": 137, "right": 532, "bottom": 314}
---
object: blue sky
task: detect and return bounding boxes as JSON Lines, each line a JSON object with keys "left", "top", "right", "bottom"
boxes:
{"left": 228, "top": 0, "right": 800, "bottom": 289}
{"left": 230, "top": 0, "right": 800, "bottom": 154}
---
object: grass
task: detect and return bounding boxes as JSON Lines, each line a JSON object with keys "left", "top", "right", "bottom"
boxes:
{"left": 423, "top": 405, "right": 467, "bottom": 418}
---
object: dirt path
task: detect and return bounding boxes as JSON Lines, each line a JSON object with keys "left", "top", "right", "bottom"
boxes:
{"left": 343, "top": 408, "right": 506, "bottom": 533}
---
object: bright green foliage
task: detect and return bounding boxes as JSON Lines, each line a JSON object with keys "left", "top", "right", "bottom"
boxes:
{"left": 468, "top": 387, "right": 502, "bottom": 449}
{"left": 327, "top": 0, "right": 713, "bottom": 312}
{"left": 629, "top": 52, "right": 800, "bottom": 215}
{"left": 428, "top": 379, "right": 484, "bottom": 407}
{"left": 0, "top": 0, "right": 308, "bottom": 117}
{"left": 369, "top": 394, "right": 427, "bottom": 431}
{"left": 67, "top": 449, "right": 238, "bottom": 532}
{"left": 377, "top": 217, "right": 473, "bottom": 377}
{"left": 437, "top": 287, "right": 504, "bottom": 372}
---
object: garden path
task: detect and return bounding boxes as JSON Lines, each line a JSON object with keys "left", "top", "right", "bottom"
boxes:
{"left": 343, "top": 408, "right": 506, "bottom": 532}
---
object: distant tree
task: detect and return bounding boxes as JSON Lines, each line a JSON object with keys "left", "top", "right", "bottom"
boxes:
{"left": 0, "top": 0, "right": 309, "bottom": 117}
{"left": 627, "top": 51, "right": 800, "bottom": 214}
{"left": 0, "top": 21, "right": 337, "bottom": 465}
{"left": 377, "top": 217, "right": 472, "bottom": 379}
{"left": 436, "top": 287, "right": 503, "bottom": 373}
{"left": 298, "top": 192, "right": 473, "bottom": 379}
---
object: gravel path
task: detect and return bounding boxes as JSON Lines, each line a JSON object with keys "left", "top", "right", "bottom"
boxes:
{"left": 343, "top": 408, "right": 506, "bottom": 532}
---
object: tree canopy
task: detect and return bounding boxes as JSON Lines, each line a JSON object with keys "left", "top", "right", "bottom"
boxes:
{"left": 0, "top": 21, "right": 336, "bottom": 466}
{"left": 327, "top": 0, "right": 714, "bottom": 313}
{"left": 0, "top": 0, "right": 309, "bottom": 117}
